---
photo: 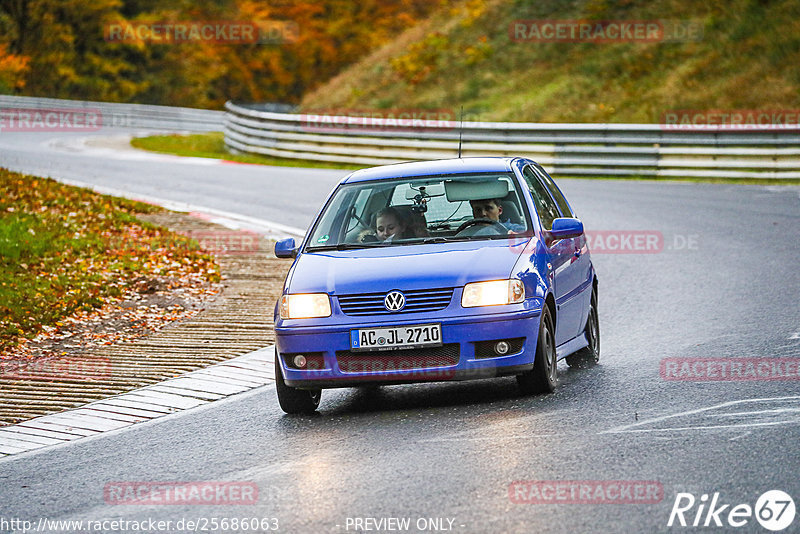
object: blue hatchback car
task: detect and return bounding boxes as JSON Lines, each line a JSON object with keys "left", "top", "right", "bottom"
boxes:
{"left": 273, "top": 157, "right": 598, "bottom": 413}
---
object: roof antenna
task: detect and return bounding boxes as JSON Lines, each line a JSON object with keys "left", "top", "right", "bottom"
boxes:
{"left": 457, "top": 105, "right": 464, "bottom": 158}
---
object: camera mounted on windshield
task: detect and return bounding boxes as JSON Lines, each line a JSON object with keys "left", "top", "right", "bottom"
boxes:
{"left": 411, "top": 186, "right": 430, "bottom": 213}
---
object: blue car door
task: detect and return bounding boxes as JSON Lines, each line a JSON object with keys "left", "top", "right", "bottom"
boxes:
{"left": 534, "top": 164, "right": 593, "bottom": 336}
{"left": 522, "top": 165, "right": 584, "bottom": 345}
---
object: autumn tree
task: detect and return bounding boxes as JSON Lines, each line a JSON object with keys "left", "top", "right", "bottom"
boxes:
{"left": 0, "top": 0, "right": 446, "bottom": 107}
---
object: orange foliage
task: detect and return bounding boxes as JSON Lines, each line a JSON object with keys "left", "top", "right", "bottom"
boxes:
{"left": 0, "top": 0, "right": 445, "bottom": 107}
{"left": 0, "top": 43, "right": 30, "bottom": 91}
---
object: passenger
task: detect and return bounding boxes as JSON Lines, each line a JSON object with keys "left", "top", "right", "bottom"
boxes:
{"left": 374, "top": 207, "right": 408, "bottom": 242}
{"left": 469, "top": 198, "right": 526, "bottom": 233}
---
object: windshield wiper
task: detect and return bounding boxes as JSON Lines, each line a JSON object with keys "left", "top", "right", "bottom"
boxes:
{"left": 308, "top": 243, "right": 372, "bottom": 252}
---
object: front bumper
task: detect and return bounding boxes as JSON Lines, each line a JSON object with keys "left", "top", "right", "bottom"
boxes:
{"left": 275, "top": 301, "right": 543, "bottom": 389}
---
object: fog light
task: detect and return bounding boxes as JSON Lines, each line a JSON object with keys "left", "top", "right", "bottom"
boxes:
{"left": 494, "top": 341, "right": 510, "bottom": 355}
{"left": 293, "top": 354, "right": 307, "bottom": 368}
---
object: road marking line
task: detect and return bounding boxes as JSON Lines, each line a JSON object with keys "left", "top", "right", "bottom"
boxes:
{"left": 603, "top": 420, "right": 800, "bottom": 433}
{"left": 602, "top": 396, "right": 800, "bottom": 434}
{"left": 707, "top": 408, "right": 800, "bottom": 417}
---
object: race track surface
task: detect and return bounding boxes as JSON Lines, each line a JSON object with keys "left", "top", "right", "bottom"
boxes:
{"left": 1, "top": 129, "right": 799, "bottom": 533}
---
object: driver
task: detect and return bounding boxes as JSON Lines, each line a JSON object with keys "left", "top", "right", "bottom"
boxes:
{"left": 469, "top": 198, "right": 525, "bottom": 233}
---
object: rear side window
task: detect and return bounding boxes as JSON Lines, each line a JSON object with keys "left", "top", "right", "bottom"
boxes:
{"left": 521, "top": 166, "right": 560, "bottom": 230}
{"left": 533, "top": 165, "right": 573, "bottom": 218}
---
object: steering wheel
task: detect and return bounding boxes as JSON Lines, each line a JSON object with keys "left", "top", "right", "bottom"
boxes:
{"left": 455, "top": 218, "right": 507, "bottom": 235}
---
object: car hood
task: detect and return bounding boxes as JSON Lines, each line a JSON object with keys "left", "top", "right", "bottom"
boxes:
{"left": 288, "top": 240, "right": 527, "bottom": 294}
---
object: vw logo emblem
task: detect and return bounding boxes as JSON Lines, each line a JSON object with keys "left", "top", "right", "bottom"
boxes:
{"left": 384, "top": 291, "right": 406, "bottom": 312}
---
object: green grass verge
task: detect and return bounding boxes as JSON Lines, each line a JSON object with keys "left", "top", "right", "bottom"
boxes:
{"left": 131, "top": 133, "right": 363, "bottom": 170}
{"left": 0, "top": 169, "right": 220, "bottom": 353}
{"left": 300, "top": 0, "right": 800, "bottom": 124}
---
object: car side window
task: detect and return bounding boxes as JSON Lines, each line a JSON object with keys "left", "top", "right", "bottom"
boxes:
{"left": 532, "top": 165, "right": 573, "bottom": 218}
{"left": 521, "top": 165, "right": 560, "bottom": 230}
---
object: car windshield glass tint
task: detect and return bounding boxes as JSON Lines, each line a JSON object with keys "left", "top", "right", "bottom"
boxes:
{"left": 306, "top": 173, "right": 531, "bottom": 250}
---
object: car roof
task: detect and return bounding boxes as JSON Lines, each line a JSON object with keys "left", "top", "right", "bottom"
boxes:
{"left": 341, "top": 157, "right": 519, "bottom": 184}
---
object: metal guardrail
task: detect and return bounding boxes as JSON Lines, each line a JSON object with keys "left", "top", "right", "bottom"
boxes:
{"left": 224, "top": 101, "right": 800, "bottom": 179}
{"left": 0, "top": 95, "right": 224, "bottom": 131}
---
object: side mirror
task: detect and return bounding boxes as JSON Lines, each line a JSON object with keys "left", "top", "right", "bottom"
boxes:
{"left": 549, "top": 218, "right": 584, "bottom": 239}
{"left": 274, "top": 237, "right": 298, "bottom": 258}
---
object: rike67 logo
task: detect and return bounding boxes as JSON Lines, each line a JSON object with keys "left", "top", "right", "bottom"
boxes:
{"left": 667, "top": 490, "right": 796, "bottom": 531}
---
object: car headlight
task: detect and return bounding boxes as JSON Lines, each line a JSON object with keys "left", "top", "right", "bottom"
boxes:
{"left": 461, "top": 280, "right": 525, "bottom": 308}
{"left": 280, "top": 293, "right": 331, "bottom": 319}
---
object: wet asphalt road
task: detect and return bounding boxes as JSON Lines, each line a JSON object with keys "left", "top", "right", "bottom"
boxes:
{"left": 1, "top": 129, "right": 800, "bottom": 533}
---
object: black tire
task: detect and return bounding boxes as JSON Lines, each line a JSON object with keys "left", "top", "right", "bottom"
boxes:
{"left": 517, "top": 304, "right": 557, "bottom": 394}
{"left": 275, "top": 356, "right": 321, "bottom": 414}
{"left": 566, "top": 287, "right": 599, "bottom": 368}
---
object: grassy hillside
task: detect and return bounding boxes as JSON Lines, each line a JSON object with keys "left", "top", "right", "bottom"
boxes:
{"left": 300, "top": 0, "right": 800, "bottom": 123}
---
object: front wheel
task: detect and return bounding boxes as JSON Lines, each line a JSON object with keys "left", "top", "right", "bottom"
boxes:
{"left": 275, "top": 356, "right": 321, "bottom": 414}
{"left": 517, "top": 305, "right": 557, "bottom": 394}
{"left": 566, "top": 287, "right": 599, "bottom": 368}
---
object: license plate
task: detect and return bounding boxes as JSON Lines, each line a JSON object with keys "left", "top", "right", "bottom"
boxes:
{"left": 351, "top": 324, "right": 442, "bottom": 352}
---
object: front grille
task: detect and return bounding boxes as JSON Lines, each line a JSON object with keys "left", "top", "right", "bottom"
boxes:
{"left": 336, "top": 344, "right": 460, "bottom": 374}
{"left": 338, "top": 288, "right": 454, "bottom": 316}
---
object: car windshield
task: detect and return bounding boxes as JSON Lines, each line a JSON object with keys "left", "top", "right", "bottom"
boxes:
{"left": 306, "top": 173, "right": 531, "bottom": 250}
